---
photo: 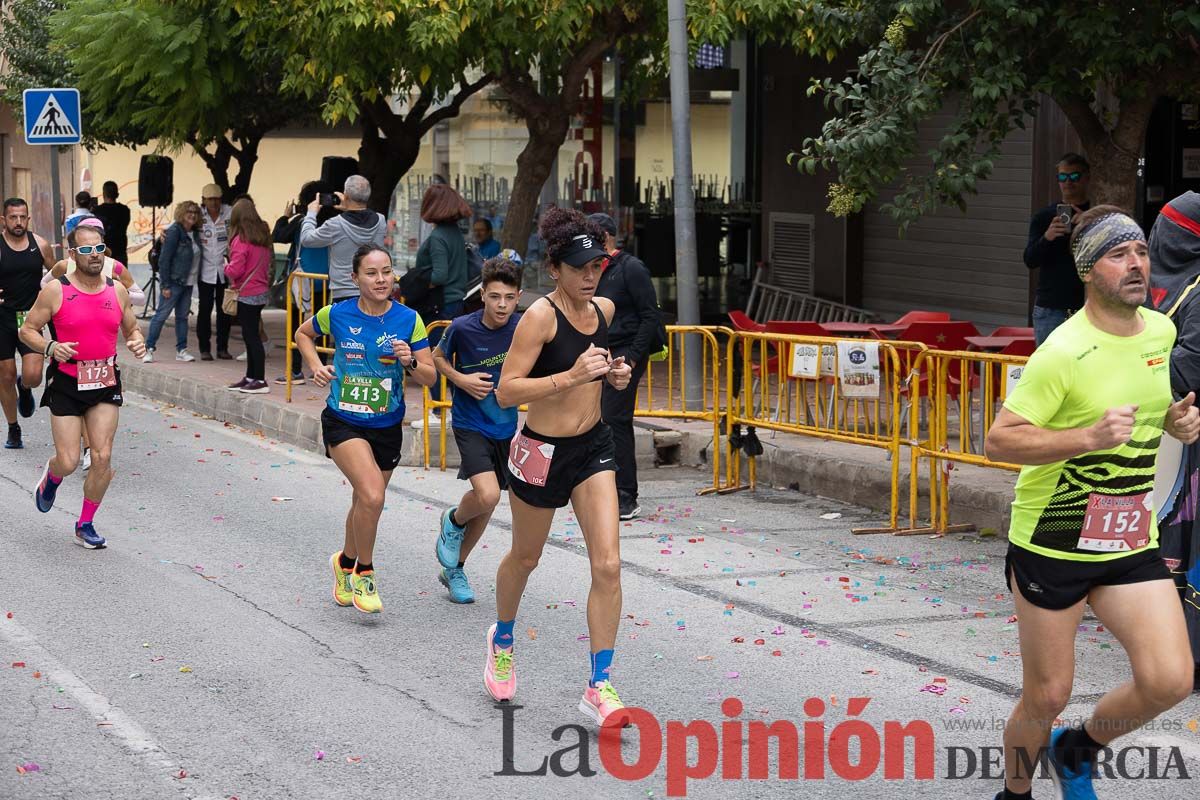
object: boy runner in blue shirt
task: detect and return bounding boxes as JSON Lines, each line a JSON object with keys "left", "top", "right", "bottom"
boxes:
{"left": 433, "top": 257, "right": 523, "bottom": 603}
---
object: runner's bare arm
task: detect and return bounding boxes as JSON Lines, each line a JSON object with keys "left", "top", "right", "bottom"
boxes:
{"left": 296, "top": 317, "right": 335, "bottom": 386}
{"left": 41, "top": 259, "right": 68, "bottom": 287}
{"left": 35, "top": 233, "right": 55, "bottom": 269}
{"left": 985, "top": 406, "right": 1136, "bottom": 465}
{"left": 116, "top": 283, "right": 146, "bottom": 359}
{"left": 402, "top": 341, "right": 438, "bottom": 388}
{"left": 18, "top": 281, "right": 69, "bottom": 358}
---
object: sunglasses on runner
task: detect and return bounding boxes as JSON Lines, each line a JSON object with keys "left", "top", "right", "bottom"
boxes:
{"left": 1057, "top": 171, "right": 1086, "bottom": 183}
{"left": 72, "top": 244, "right": 107, "bottom": 255}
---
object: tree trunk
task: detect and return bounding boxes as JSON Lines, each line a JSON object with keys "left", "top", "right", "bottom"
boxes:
{"left": 228, "top": 133, "right": 263, "bottom": 200}
{"left": 502, "top": 113, "right": 570, "bottom": 254}
{"left": 191, "top": 138, "right": 233, "bottom": 197}
{"left": 1054, "top": 91, "right": 1158, "bottom": 215}
{"left": 358, "top": 126, "right": 422, "bottom": 215}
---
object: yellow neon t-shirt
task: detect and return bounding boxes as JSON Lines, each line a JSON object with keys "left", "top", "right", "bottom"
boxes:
{"left": 1004, "top": 307, "right": 1175, "bottom": 561}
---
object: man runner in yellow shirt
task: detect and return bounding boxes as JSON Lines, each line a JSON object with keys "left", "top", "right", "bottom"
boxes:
{"left": 986, "top": 206, "right": 1200, "bottom": 800}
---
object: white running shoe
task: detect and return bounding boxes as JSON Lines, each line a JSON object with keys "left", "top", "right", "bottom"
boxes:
{"left": 176, "top": 349, "right": 196, "bottom": 362}
{"left": 81, "top": 447, "right": 91, "bottom": 471}
{"left": 142, "top": 349, "right": 155, "bottom": 363}
{"left": 236, "top": 351, "right": 248, "bottom": 362}
{"left": 411, "top": 411, "right": 449, "bottom": 429}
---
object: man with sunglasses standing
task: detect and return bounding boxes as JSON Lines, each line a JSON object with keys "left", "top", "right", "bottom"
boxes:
{"left": 1024, "top": 153, "right": 1093, "bottom": 345}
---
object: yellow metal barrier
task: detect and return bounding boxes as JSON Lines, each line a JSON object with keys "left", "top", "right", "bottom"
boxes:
{"left": 283, "top": 271, "right": 332, "bottom": 403}
{"left": 634, "top": 325, "right": 732, "bottom": 494}
{"left": 723, "top": 330, "right": 924, "bottom": 532}
{"left": 421, "top": 320, "right": 453, "bottom": 471}
{"left": 898, "top": 348, "right": 1027, "bottom": 535}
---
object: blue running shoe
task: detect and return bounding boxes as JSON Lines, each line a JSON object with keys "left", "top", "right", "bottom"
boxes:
{"left": 439, "top": 567, "right": 475, "bottom": 604}
{"left": 34, "top": 460, "right": 59, "bottom": 513}
{"left": 1047, "top": 728, "right": 1098, "bottom": 800}
{"left": 436, "top": 507, "right": 465, "bottom": 569}
{"left": 74, "top": 522, "right": 106, "bottom": 549}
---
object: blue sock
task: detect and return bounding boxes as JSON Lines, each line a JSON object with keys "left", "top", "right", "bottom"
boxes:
{"left": 590, "top": 649, "right": 614, "bottom": 687}
{"left": 493, "top": 619, "right": 515, "bottom": 649}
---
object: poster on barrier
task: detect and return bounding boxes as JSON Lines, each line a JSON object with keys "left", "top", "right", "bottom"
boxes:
{"left": 789, "top": 344, "right": 837, "bottom": 378}
{"left": 837, "top": 341, "right": 879, "bottom": 398}
{"left": 1004, "top": 363, "right": 1025, "bottom": 398}
{"left": 789, "top": 343, "right": 820, "bottom": 378}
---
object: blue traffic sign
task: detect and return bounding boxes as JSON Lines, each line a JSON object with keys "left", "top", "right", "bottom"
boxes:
{"left": 23, "top": 88, "right": 82, "bottom": 145}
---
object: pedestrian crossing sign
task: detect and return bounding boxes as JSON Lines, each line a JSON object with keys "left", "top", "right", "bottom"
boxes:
{"left": 22, "top": 88, "right": 82, "bottom": 145}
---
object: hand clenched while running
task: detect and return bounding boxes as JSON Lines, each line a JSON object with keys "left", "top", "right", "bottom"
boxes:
{"left": 392, "top": 338, "right": 412, "bottom": 363}
{"left": 568, "top": 344, "right": 612, "bottom": 386}
{"left": 126, "top": 336, "right": 146, "bottom": 359}
{"left": 457, "top": 372, "right": 494, "bottom": 400}
{"left": 1087, "top": 404, "right": 1137, "bottom": 451}
{"left": 1165, "top": 392, "right": 1200, "bottom": 445}
{"left": 312, "top": 364, "right": 337, "bottom": 387}
{"left": 52, "top": 341, "right": 79, "bottom": 363}
{"left": 606, "top": 355, "right": 632, "bottom": 390}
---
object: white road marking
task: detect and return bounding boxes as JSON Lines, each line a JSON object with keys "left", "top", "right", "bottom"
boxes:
{"left": 0, "top": 615, "right": 175, "bottom": 768}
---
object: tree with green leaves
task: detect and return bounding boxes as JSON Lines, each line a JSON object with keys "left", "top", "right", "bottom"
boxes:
{"left": 211, "top": 0, "right": 495, "bottom": 212}
{"left": 0, "top": 0, "right": 147, "bottom": 148}
{"left": 47, "top": 0, "right": 318, "bottom": 199}
{"left": 774, "top": 1, "right": 1200, "bottom": 224}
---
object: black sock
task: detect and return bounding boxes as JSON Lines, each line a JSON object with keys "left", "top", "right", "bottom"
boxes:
{"left": 449, "top": 509, "right": 462, "bottom": 528}
{"left": 457, "top": 561, "right": 465, "bottom": 569}
{"left": 1055, "top": 725, "right": 1102, "bottom": 772}
{"left": 1001, "top": 789, "right": 1032, "bottom": 800}
{"left": 355, "top": 562, "right": 373, "bottom": 574}
{"left": 8, "top": 422, "right": 18, "bottom": 430}
{"left": 338, "top": 552, "right": 355, "bottom": 570}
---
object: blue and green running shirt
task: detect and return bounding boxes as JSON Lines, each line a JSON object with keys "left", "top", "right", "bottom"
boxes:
{"left": 313, "top": 300, "right": 428, "bottom": 428}
{"left": 1004, "top": 307, "right": 1175, "bottom": 561}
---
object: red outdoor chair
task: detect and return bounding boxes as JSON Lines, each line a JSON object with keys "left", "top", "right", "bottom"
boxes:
{"left": 728, "top": 310, "right": 766, "bottom": 333}
{"left": 892, "top": 310, "right": 951, "bottom": 326}
{"left": 892, "top": 320, "right": 981, "bottom": 401}
{"left": 990, "top": 326, "right": 1035, "bottom": 338}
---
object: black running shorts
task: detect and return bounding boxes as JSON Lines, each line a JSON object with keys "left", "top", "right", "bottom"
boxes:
{"left": 454, "top": 427, "right": 511, "bottom": 488}
{"left": 321, "top": 408, "right": 404, "bottom": 472}
{"left": 0, "top": 309, "right": 34, "bottom": 360}
{"left": 1005, "top": 543, "right": 1171, "bottom": 610}
{"left": 506, "top": 422, "right": 616, "bottom": 509}
{"left": 41, "top": 364, "right": 123, "bottom": 417}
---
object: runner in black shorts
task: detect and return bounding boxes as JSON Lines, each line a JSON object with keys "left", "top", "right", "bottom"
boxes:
{"left": 985, "top": 206, "right": 1200, "bottom": 800}
{"left": 432, "top": 257, "right": 522, "bottom": 604}
{"left": 21, "top": 224, "right": 146, "bottom": 549}
{"left": 296, "top": 245, "right": 436, "bottom": 614}
{"left": 482, "top": 208, "right": 634, "bottom": 726}
{"left": 0, "top": 197, "right": 55, "bottom": 449}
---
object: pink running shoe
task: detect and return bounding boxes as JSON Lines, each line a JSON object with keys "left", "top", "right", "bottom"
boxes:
{"left": 484, "top": 623, "right": 516, "bottom": 702}
{"left": 579, "top": 680, "right": 629, "bottom": 726}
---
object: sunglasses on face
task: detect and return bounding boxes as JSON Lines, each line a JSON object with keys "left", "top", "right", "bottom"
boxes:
{"left": 1057, "top": 171, "right": 1086, "bottom": 183}
{"left": 72, "top": 244, "right": 107, "bottom": 255}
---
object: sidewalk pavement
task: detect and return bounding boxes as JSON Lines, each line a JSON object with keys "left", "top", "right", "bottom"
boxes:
{"left": 123, "top": 307, "right": 1019, "bottom": 533}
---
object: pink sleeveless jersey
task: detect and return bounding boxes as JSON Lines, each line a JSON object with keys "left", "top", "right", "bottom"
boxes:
{"left": 53, "top": 276, "right": 123, "bottom": 378}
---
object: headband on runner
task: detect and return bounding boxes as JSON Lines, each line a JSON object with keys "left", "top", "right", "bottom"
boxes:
{"left": 1071, "top": 213, "right": 1145, "bottom": 278}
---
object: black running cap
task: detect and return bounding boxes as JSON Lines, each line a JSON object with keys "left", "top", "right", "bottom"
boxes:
{"left": 558, "top": 233, "right": 607, "bottom": 267}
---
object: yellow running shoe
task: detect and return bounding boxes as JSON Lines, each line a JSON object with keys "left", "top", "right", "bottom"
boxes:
{"left": 330, "top": 552, "right": 354, "bottom": 607}
{"left": 351, "top": 570, "right": 382, "bottom": 614}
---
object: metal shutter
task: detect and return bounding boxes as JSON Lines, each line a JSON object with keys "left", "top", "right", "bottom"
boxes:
{"left": 768, "top": 212, "right": 815, "bottom": 295}
{"left": 860, "top": 106, "right": 1032, "bottom": 328}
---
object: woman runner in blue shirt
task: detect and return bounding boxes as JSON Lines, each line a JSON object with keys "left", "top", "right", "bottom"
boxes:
{"left": 296, "top": 245, "right": 437, "bottom": 613}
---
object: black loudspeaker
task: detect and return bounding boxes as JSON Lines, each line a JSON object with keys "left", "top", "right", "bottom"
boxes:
{"left": 320, "top": 156, "right": 359, "bottom": 192}
{"left": 138, "top": 155, "right": 174, "bottom": 208}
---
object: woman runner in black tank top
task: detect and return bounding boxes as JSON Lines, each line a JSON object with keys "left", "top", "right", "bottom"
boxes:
{"left": 481, "top": 208, "right": 635, "bottom": 724}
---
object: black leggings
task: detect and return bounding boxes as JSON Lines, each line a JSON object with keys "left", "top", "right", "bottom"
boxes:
{"left": 237, "top": 302, "right": 265, "bottom": 381}
{"left": 196, "top": 280, "right": 232, "bottom": 354}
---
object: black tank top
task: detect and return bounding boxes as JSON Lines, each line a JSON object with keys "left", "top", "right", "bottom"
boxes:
{"left": 528, "top": 296, "right": 609, "bottom": 380}
{"left": 0, "top": 232, "right": 43, "bottom": 312}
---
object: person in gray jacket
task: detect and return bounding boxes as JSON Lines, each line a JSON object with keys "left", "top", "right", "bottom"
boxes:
{"left": 299, "top": 175, "right": 386, "bottom": 302}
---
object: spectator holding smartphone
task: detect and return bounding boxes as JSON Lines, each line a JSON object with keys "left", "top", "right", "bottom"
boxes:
{"left": 1024, "top": 153, "right": 1092, "bottom": 345}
